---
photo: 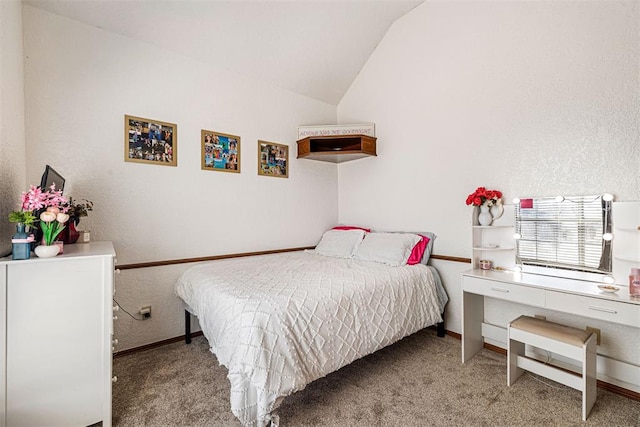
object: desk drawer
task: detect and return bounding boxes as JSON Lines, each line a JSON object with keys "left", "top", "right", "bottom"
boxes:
{"left": 546, "top": 291, "right": 640, "bottom": 328}
{"left": 463, "top": 276, "right": 546, "bottom": 307}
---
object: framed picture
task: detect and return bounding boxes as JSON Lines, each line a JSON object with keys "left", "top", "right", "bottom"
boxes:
{"left": 201, "top": 130, "right": 240, "bottom": 173}
{"left": 258, "top": 140, "right": 288, "bottom": 178}
{"left": 125, "top": 115, "right": 177, "bottom": 166}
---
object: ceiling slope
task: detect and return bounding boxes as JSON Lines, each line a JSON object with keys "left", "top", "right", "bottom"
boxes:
{"left": 24, "top": 0, "right": 422, "bottom": 105}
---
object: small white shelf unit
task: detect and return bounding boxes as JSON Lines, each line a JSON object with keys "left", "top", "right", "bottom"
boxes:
{"left": 471, "top": 204, "right": 516, "bottom": 270}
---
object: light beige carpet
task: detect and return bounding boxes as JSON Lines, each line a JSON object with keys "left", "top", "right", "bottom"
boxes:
{"left": 113, "top": 329, "right": 639, "bottom": 426}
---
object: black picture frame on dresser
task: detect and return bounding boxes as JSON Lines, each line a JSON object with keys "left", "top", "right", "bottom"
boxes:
{"left": 40, "top": 165, "right": 66, "bottom": 192}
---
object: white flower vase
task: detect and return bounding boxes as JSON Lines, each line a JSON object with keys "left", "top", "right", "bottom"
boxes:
{"left": 478, "top": 204, "right": 493, "bottom": 226}
{"left": 34, "top": 244, "right": 60, "bottom": 258}
{"left": 490, "top": 199, "right": 504, "bottom": 221}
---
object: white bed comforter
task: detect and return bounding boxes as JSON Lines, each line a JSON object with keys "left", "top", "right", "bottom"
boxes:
{"left": 175, "top": 251, "right": 444, "bottom": 426}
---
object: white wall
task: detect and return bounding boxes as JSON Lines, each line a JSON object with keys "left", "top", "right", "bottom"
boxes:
{"left": 22, "top": 6, "right": 338, "bottom": 350}
{"left": 338, "top": 0, "right": 639, "bottom": 376}
{"left": 18, "top": 1, "right": 640, "bottom": 366}
{"left": 0, "top": 0, "right": 27, "bottom": 257}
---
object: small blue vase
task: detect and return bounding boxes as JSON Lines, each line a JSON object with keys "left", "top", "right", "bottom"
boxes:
{"left": 12, "top": 223, "right": 31, "bottom": 260}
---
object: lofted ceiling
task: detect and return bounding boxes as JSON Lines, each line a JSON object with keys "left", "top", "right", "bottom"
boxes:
{"left": 23, "top": 0, "right": 423, "bottom": 105}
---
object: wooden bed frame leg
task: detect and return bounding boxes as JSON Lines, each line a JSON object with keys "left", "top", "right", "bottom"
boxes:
{"left": 185, "top": 310, "right": 192, "bottom": 344}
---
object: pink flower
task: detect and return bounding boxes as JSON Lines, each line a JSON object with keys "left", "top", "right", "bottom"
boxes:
{"left": 11, "top": 183, "right": 71, "bottom": 236}
{"left": 21, "top": 185, "right": 45, "bottom": 211}
{"left": 42, "top": 184, "right": 67, "bottom": 209}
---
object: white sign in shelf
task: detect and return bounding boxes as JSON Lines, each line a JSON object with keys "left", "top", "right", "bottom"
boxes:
{"left": 297, "top": 123, "right": 375, "bottom": 139}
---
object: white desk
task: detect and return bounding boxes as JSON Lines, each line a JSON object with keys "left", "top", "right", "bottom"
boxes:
{"left": 461, "top": 269, "right": 640, "bottom": 363}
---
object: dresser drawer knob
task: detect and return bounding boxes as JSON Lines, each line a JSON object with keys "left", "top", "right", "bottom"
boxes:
{"left": 115, "top": 269, "right": 121, "bottom": 274}
{"left": 490, "top": 287, "right": 509, "bottom": 293}
{"left": 588, "top": 305, "right": 617, "bottom": 314}
{"left": 112, "top": 338, "right": 119, "bottom": 345}
{"left": 113, "top": 305, "right": 120, "bottom": 312}
{"left": 112, "top": 376, "right": 118, "bottom": 383}
{"left": 113, "top": 315, "right": 118, "bottom": 321}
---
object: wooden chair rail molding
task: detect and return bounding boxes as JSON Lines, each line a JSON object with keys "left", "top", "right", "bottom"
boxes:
{"left": 116, "top": 246, "right": 315, "bottom": 270}
{"left": 116, "top": 249, "right": 471, "bottom": 270}
{"left": 430, "top": 254, "right": 472, "bottom": 264}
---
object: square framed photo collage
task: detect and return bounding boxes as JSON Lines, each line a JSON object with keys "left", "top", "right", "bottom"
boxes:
{"left": 201, "top": 130, "right": 240, "bottom": 173}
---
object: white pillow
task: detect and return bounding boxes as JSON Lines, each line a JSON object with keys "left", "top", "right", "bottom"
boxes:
{"left": 354, "top": 232, "right": 421, "bottom": 266}
{"left": 315, "top": 229, "right": 366, "bottom": 258}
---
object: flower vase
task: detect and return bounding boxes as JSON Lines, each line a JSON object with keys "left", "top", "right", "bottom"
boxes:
{"left": 478, "top": 203, "right": 493, "bottom": 226}
{"left": 490, "top": 199, "right": 504, "bottom": 221}
{"left": 62, "top": 221, "right": 80, "bottom": 244}
{"left": 34, "top": 244, "right": 60, "bottom": 258}
{"left": 11, "top": 223, "right": 31, "bottom": 260}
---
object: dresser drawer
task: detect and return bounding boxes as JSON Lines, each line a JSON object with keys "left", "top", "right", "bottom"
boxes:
{"left": 546, "top": 291, "right": 640, "bottom": 328}
{"left": 463, "top": 276, "right": 546, "bottom": 307}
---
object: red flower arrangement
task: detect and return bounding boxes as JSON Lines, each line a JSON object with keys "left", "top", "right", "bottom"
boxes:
{"left": 466, "top": 187, "right": 502, "bottom": 207}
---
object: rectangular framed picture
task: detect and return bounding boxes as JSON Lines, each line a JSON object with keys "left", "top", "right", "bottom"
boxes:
{"left": 258, "top": 140, "right": 288, "bottom": 178}
{"left": 125, "top": 115, "right": 177, "bottom": 166}
{"left": 201, "top": 130, "right": 240, "bottom": 173}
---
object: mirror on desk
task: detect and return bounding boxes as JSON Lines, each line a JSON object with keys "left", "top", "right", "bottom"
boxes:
{"left": 512, "top": 194, "right": 615, "bottom": 284}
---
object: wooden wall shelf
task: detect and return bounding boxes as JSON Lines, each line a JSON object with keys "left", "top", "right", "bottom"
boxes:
{"left": 296, "top": 134, "right": 376, "bottom": 163}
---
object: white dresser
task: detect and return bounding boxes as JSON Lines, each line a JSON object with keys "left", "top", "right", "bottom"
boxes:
{"left": 0, "top": 241, "right": 115, "bottom": 427}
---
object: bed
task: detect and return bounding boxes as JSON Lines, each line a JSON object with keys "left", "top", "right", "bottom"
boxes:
{"left": 175, "top": 230, "right": 448, "bottom": 426}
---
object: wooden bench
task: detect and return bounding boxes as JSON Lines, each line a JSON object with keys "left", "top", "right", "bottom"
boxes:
{"left": 507, "top": 315, "right": 597, "bottom": 421}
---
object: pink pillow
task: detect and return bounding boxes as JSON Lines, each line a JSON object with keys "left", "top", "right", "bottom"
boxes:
{"left": 407, "top": 235, "right": 430, "bottom": 265}
{"left": 333, "top": 225, "right": 371, "bottom": 232}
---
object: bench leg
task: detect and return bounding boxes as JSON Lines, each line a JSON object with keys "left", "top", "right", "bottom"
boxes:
{"left": 583, "top": 336, "right": 597, "bottom": 421}
{"left": 507, "top": 331, "right": 525, "bottom": 386}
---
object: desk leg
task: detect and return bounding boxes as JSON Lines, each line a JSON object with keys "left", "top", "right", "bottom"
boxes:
{"left": 462, "top": 291, "right": 484, "bottom": 363}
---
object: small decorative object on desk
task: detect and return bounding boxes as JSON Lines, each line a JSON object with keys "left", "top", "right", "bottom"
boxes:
{"left": 480, "top": 259, "right": 493, "bottom": 270}
{"left": 597, "top": 284, "right": 620, "bottom": 293}
{"left": 630, "top": 268, "right": 640, "bottom": 297}
{"left": 8, "top": 183, "right": 69, "bottom": 258}
{"left": 466, "top": 186, "right": 503, "bottom": 226}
